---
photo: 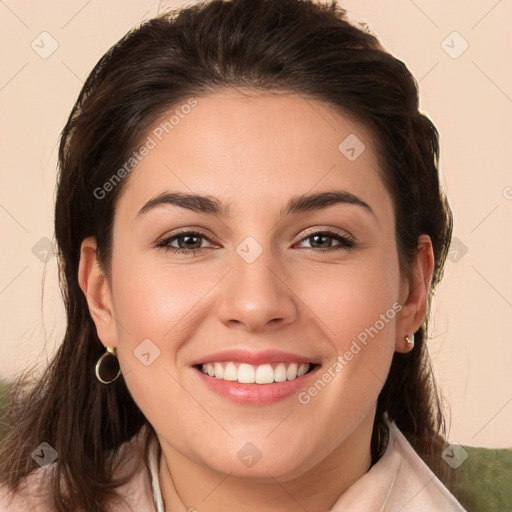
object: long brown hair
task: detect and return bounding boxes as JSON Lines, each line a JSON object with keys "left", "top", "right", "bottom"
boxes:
{"left": 0, "top": 1, "right": 453, "bottom": 510}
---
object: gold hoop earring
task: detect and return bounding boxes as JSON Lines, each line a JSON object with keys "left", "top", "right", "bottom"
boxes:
{"left": 95, "top": 346, "right": 121, "bottom": 384}
{"left": 405, "top": 334, "right": 415, "bottom": 349}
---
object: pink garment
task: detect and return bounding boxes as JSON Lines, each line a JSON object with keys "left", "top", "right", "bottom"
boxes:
{"left": 0, "top": 421, "right": 467, "bottom": 511}
{"left": 329, "top": 422, "right": 467, "bottom": 511}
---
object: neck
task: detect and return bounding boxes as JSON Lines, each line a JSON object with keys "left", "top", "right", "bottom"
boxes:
{"left": 157, "top": 410, "right": 376, "bottom": 512}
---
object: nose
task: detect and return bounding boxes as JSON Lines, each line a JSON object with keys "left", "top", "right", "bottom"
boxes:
{"left": 216, "top": 246, "right": 299, "bottom": 332}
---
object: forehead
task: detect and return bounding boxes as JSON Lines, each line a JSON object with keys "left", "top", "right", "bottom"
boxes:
{"left": 116, "top": 91, "right": 392, "bottom": 222}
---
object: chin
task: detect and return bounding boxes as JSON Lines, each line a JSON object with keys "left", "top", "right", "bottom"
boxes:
{"left": 190, "top": 435, "right": 320, "bottom": 481}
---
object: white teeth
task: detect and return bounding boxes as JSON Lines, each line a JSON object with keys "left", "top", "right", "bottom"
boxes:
{"left": 214, "top": 362, "right": 224, "bottom": 379}
{"left": 200, "top": 361, "right": 311, "bottom": 384}
{"left": 297, "top": 363, "right": 309, "bottom": 377}
{"left": 238, "top": 363, "right": 255, "bottom": 383}
{"left": 223, "top": 362, "right": 238, "bottom": 381}
{"left": 255, "top": 364, "right": 274, "bottom": 384}
{"left": 286, "top": 363, "right": 298, "bottom": 380}
{"left": 274, "top": 363, "right": 287, "bottom": 382}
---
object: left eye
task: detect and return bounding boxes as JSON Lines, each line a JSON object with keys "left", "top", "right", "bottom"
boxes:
{"left": 155, "top": 231, "right": 212, "bottom": 254}
{"left": 155, "top": 230, "right": 355, "bottom": 255}
{"left": 297, "top": 231, "right": 354, "bottom": 251}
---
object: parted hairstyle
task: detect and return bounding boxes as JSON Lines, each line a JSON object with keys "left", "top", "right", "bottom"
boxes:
{"left": 0, "top": 0, "right": 454, "bottom": 511}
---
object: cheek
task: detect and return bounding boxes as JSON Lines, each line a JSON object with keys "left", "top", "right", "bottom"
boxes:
{"left": 298, "top": 250, "right": 401, "bottom": 405}
{"left": 109, "top": 254, "right": 214, "bottom": 345}
{"left": 108, "top": 256, "right": 204, "bottom": 442}
{"left": 306, "top": 252, "right": 401, "bottom": 345}
{"left": 107, "top": 253, "right": 221, "bottom": 408}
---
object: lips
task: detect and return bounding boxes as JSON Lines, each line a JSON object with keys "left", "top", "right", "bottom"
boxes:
{"left": 191, "top": 349, "right": 320, "bottom": 405}
{"left": 192, "top": 348, "right": 315, "bottom": 367}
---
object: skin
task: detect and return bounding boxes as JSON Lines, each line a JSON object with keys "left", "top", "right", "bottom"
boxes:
{"left": 79, "top": 90, "right": 434, "bottom": 511}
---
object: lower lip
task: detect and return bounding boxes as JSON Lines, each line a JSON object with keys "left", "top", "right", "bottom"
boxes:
{"left": 194, "top": 365, "right": 320, "bottom": 405}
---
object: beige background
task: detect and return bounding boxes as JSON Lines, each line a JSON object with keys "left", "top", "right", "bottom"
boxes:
{"left": 1, "top": 0, "right": 511, "bottom": 449}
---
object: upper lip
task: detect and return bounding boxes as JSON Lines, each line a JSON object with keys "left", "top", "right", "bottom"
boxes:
{"left": 191, "top": 349, "right": 319, "bottom": 366}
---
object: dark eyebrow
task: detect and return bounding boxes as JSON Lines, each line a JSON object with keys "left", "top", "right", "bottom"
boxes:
{"left": 137, "top": 190, "right": 375, "bottom": 219}
{"left": 137, "top": 192, "right": 230, "bottom": 218}
{"left": 282, "top": 191, "right": 375, "bottom": 218}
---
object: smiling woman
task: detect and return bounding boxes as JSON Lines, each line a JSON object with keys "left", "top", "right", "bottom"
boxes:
{"left": 0, "top": 0, "right": 465, "bottom": 511}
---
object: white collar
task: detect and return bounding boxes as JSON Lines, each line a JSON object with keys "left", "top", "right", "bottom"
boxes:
{"left": 147, "top": 434, "right": 165, "bottom": 512}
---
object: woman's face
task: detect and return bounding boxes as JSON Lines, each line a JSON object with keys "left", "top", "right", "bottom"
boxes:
{"left": 87, "top": 91, "right": 418, "bottom": 480}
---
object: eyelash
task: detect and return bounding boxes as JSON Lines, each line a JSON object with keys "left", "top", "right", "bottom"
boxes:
{"left": 154, "top": 229, "right": 355, "bottom": 255}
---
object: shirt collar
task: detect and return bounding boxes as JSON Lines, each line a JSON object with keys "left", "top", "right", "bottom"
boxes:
{"left": 147, "top": 434, "right": 165, "bottom": 512}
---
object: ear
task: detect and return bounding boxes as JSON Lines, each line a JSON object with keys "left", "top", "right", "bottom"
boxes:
{"left": 395, "top": 234, "right": 435, "bottom": 353}
{"left": 78, "top": 236, "right": 117, "bottom": 349}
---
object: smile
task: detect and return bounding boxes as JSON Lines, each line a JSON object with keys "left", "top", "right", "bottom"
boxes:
{"left": 199, "top": 361, "right": 312, "bottom": 384}
{"left": 191, "top": 348, "right": 321, "bottom": 405}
